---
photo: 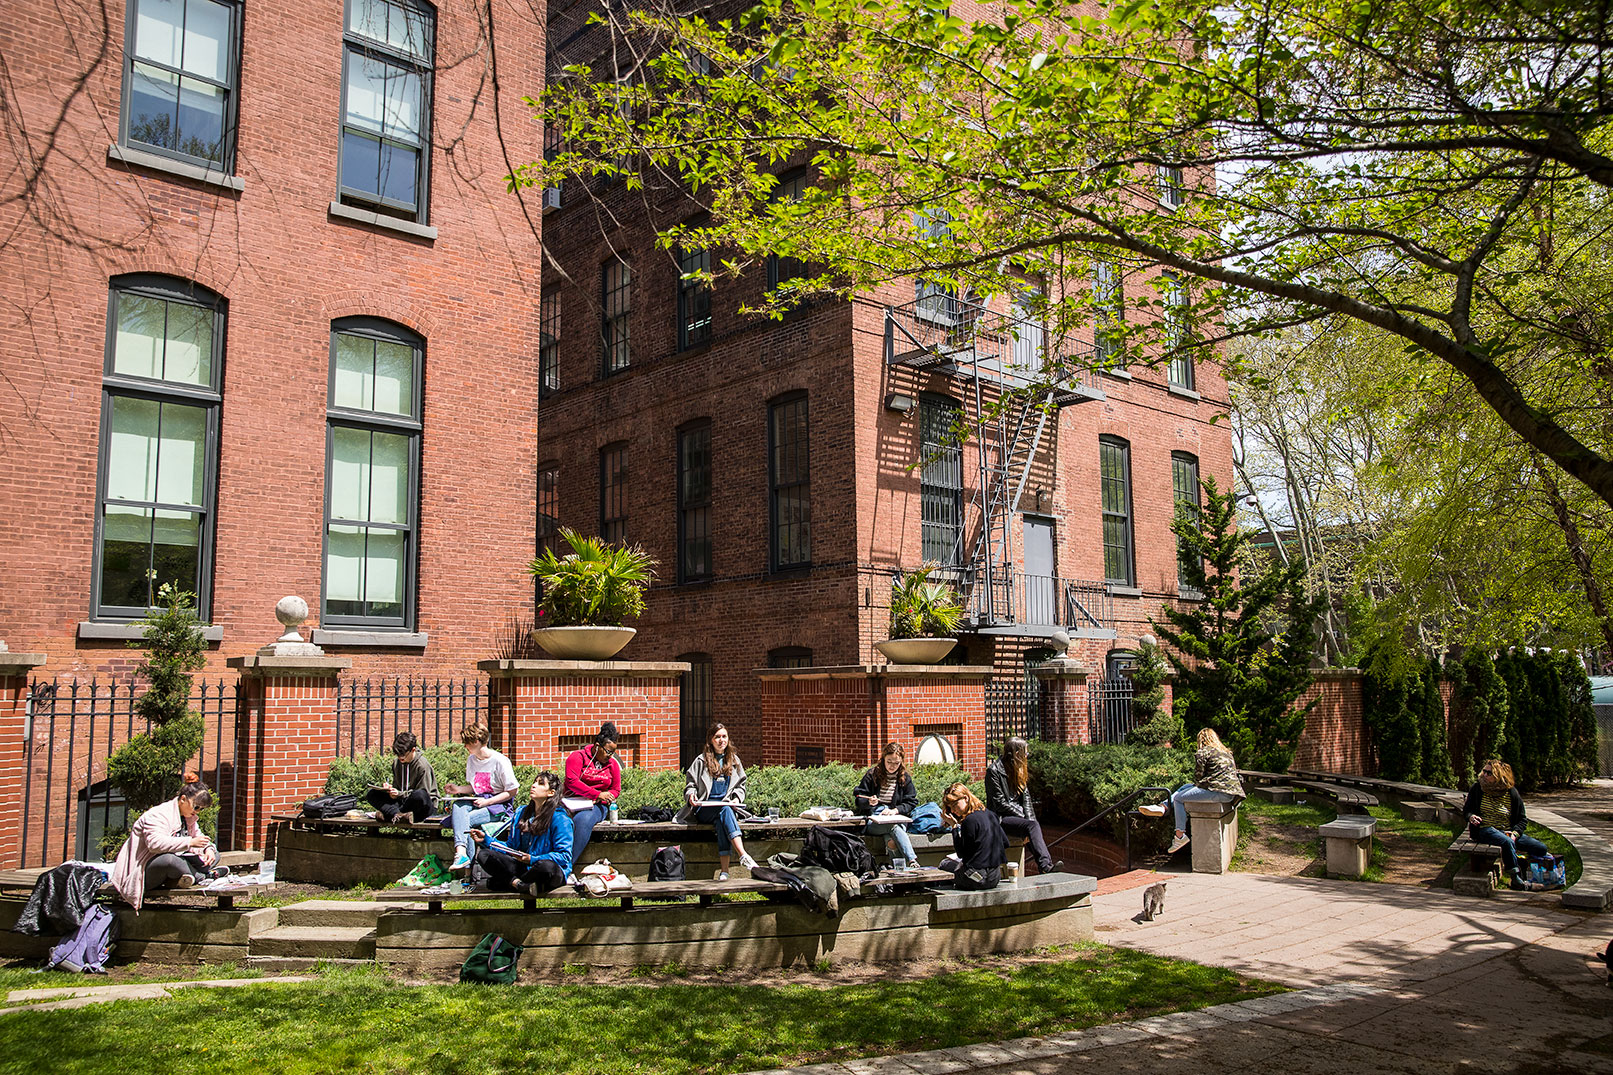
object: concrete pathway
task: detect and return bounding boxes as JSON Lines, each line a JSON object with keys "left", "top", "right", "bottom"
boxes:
{"left": 0, "top": 974, "right": 312, "bottom": 1015}
{"left": 741, "top": 870, "right": 1613, "bottom": 1075}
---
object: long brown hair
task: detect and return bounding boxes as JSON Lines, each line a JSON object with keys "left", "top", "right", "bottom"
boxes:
{"left": 1478, "top": 758, "right": 1515, "bottom": 791}
{"left": 704, "top": 723, "right": 736, "bottom": 778}
{"left": 522, "top": 771, "right": 561, "bottom": 835}
{"left": 1002, "top": 737, "right": 1029, "bottom": 794}
{"left": 876, "top": 742, "right": 908, "bottom": 787}
{"left": 942, "top": 782, "right": 983, "bottom": 825}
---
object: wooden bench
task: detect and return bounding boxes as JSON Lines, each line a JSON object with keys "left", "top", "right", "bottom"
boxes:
{"left": 1289, "top": 779, "right": 1378, "bottom": 814}
{"left": 1236, "top": 770, "right": 1291, "bottom": 788}
{"left": 373, "top": 867, "right": 955, "bottom": 912}
{"left": 272, "top": 812, "right": 449, "bottom": 834}
{"left": 1448, "top": 836, "right": 1504, "bottom": 895}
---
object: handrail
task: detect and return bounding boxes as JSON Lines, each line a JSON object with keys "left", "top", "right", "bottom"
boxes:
{"left": 1046, "top": 785, "right": 1170, "bottom": 872}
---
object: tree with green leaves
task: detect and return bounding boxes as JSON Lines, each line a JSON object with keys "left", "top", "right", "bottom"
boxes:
{"left": 1151, "top": 477, "right": 1324, "bottom": 771}
{"left": 536, "top": 0, "right": 1613, "bottom": 509}
{"left": 1123, "top": 639, "right": 1182, "bottom": 748}
{"left": 106, "top": 584, "right": 207, "bottom": 813}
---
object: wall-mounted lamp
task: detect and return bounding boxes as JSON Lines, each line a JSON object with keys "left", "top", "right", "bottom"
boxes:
{"left": 1034, "top": 486, "right": 1048, "bottom": 511}
{"left": 884, "top": 392, "right": 915, "bottom": 414}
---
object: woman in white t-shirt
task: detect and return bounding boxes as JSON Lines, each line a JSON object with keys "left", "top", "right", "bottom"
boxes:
{"left": 444, "top": 722, "right": 519, "bottom": 872}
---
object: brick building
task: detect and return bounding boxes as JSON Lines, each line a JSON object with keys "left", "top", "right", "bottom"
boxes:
{"left": 538, "top": 0, "right": 1235, "bottom": 766}
{"left": 0, "top": 0, "right": 548, "bottom": 678}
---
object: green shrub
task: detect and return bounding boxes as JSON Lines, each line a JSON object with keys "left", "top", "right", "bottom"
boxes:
{"left": 1027, "top": 740, "right": 1193, "bottom": 850}
{"left": 106, "top": 585, "right": 208, "bottom": 812}
{"left": 1125, "top": 642, "right": 1182, "bottom": 748}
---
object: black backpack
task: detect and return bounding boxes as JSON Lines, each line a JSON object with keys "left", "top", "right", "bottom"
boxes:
{"left": 649, "top": 845, "right": 685, "bottom": 882}
{"left": 301, "top": 793, "right": 360, "bottom": 819}
{"left": 800, "top": 826, "right": 875, "bottom": 876}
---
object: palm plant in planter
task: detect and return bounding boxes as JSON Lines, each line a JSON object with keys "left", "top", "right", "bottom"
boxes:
{"left": 527, "top": 528, "right": 658, "bottom": 660}
{"left": 877, "top": 565, "right": 965, "bottom": 664}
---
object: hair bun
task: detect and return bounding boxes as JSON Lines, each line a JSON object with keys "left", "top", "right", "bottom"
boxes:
{"left": 183, "top": 770, "right": 200, "bottom": 783}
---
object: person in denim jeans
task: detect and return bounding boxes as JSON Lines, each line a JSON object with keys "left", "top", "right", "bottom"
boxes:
{"left": 1140, "top": 728, "right": 1244, "bottom": 854}
{"left": 1464, "top": 759, "right": 1549, "bottom": 891}
{"left": 855, "top": 742, "right": 919, "bottom": 865}
{"left": 675, "top": 723, "right": 757, "bottom": 880}
{"left": 443, "top": 722, "right": 518, "bottom": 872}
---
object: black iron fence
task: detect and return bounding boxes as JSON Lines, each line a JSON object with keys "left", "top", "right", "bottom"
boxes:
{"left": 1088, "top": 676, "right": 1136, "bottom": 744}
{"left": 985, "top": 675, "right": 1042, "bottom": 744}
{"left": 21, "top": 678, "right": 241, "bottom": 868}
{"left": 332, "top": 677, "right": 488, "bottom": 760}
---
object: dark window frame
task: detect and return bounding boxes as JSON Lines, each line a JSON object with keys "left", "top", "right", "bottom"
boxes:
{"left": 767, "top": 645, "right": 814, "bottom": 668}
{"left": 599, "top": 442, "right": 627, "bottom": 545}
{"left": 118, "top": 0, "right": 243, "bottom": 172}
{"left": 536, "top": 461, "right": 560, "bottom": 556}
{"left": 919, "top": 394, "right": 965, "bottom": 566}
{"left": 337, "top": 0, "right": 436, "bottom": 223}
{"left": 677, "top": 420, "right": 712, "bottom": 583}
{"left": 1164, "top": 272, "right": 1195, "bottom": 389}
{"left": 676, "top": 244, "right": 712, "bottom": 352}
{"left": 678, "top": 652, "right": 713, "bottom": 768}
{"left": 1099, "top": 435, "right": 1135, "bottom": 587}
{"left": 768, "top": 391, "right": 811, "bottom": 571}
{"left": 321, "top": 316, "right": 424, "bottom": 629}
{"left": 1172, "top": 452, "right": 1202, "bottom": 596}
{"left": 1093, "top": 261, "right": 1125, "bottom": 368}
{"left": 766, "top": 169, "right": 810, "bottom": 291}
{"left": 93, "top": 274, "right": 226, "bottom": 622}
{"left": 539, "top": 287, "right": 560, "bottom": 397}
{"left": 601, "top": 257, "right": 631, "bottom": 377}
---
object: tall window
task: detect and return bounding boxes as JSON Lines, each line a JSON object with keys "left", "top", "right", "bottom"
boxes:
{"left": 920, "top": 395, "right": 964, "bottom": 565}
{"left": 769, "top": 393, "right": 810, "bottom": 569}
{"left": 324, "top": 318, "right": 422, "bottom": 627}
{"left": 914, "top": 208, "right": 959, "bottom": 326}
{"left": 678, "top": 422, "right": 712, "bottom": 582}
{"left": 678, "top": 654, "right": 713, "bottom": 767}
{"left": 677, "top": 246, "right": 711, "bottom": 351}
{"left": 768, "top": 646, "right": 813, "bottom": 668}
{"left": 601, "top": 258, "right": 631, "bottom": 375}
{"left": 1093, "top": 262, "right": 1125, "bottom": 368}
{"left": 767, "top": 170, "right": 809, "bottom": 289}
{"left": 538, "top": 289, "right": 559, "bottom": 397}
{"left": 1010, "top": 287, "right": 1044, "bottom": 371}
{"left": 599, "top": 443, "right": 627, "bottom": 544}
{"left": 1173, "top": 452, "right": 1202, "bottom": 596}
{"left": 339, "top": 0, "right": 434, "bottom": 222}
{"left": 121, "top": 0, "right": 240, "bottom": 169}
{"left": 1159, "top": 164, "right": 1186, "bottom": 209}
{"left": 95, "top": 276, "right": 224, "bottom": 620}
{"left": 1164, "top": 272, "right": 1194, "bottom": 389}
{"left": 1099, "top": 436, "right": 1134, "bottom": 586}
{"left": 536, "top": 463, "right": 560, "bottom": 556}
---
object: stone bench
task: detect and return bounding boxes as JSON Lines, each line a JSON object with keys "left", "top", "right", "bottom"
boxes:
{"left": 1447, "top": 836, "right": 1504, "bottom": 895}
{"left": 1319, "top": 817, "right": 1376, "bottom": 879}
{"left": 1184, "top": 798, "right": 1240, "bottom": 874}
{"left": 1250, "top": 785, "right": 1296, "bottom": 804}
{"left": 1397, "top": 799, "right": 1454, "bottom": 824}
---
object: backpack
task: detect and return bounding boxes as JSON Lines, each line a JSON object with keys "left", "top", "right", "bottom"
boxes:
{"left": 909, "top": 802, "right": 945, "bottom": 834}
{"left": 649, "top": 845, "right": 685, "bottom": 882}
{"left": 460, "top": 933, "right": 522, "bottom": 984}
{"left": 301, "top": 793, "right": 360, "bottom": 819}
{"left": 799, "top": 826, "right": 875, "bottom": 876}
{"left": 1526, "top": 854, "right": 1567, "bottom": 889}
{"left": 46, "top": 905, "right": 119, "bottom": 974}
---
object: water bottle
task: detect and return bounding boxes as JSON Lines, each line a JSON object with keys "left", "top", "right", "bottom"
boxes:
{"left": 608, "top": 802, "right": 619, "bottom": 824}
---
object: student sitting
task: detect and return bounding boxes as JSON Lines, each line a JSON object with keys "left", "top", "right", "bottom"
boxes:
{"left": 363, "top": 731, "right": 438, "bottom": 824}
{"left": 675, "top": 723, "right": 758, "bottom": 880}
{"left": 472, "top": 771, "right": 574, "bottom": 896}
{"left": 563, "top": 721, "right": 622, "bottom": 879}
{"left": 443, "top": 722, "right": 519, "bottom": 873}
{"left": 855, "top": 742, "right": 919, "bottom": 865}
{"left": 111, "top": 773, "right": 226, "bottom": 911}
{"left": 941, "top": 782, "right": 1007, "bottom": 891}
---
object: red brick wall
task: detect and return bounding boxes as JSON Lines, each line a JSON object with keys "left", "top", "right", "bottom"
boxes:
{"left": 0, "top": 672, "right": 34, "bottom": 868}
{"left": 0, "top": 0, "right": 545, "bottom": 681}
{"left": 232, "top": 665, "right": 347, "bottom": 855}
{"left": 1292, "top": 670, "right": 1371, "bottom": 775}
{"left": 485, "top": 663, "right": 682, "bottom": 773}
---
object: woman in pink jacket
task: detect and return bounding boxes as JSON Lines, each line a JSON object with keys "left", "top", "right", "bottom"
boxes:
{"left": 111, "top": 774, "right": 223, "bottom": 911}
{"left": 563, "top": 721, "right": 622, "bottom": 877}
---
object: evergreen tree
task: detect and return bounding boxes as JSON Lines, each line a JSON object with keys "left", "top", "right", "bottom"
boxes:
{"left": 1153, "top": 477, "right": 1324, "bottom": 771}
{"left": 1124, "top": 640, "right": 1182, "bottom": 748}
{"left": 1361, "top": 633, "right": 1423, "bottom": 782}
{"left": 105, "top": 584, "right": 207, "bottom": 812}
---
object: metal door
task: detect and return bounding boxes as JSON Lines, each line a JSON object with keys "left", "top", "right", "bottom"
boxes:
{"left": 1023, "top": 516, "right": 1055, "bottom": 625}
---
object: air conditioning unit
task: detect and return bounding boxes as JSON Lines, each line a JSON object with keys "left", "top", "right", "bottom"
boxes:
{"left": 542, "top": 186, "right": 562, "bottom": 212}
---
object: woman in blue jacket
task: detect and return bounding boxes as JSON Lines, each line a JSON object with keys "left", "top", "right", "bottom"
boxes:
{"left": 471, "top": 770, "right": 574, "bottom": 895}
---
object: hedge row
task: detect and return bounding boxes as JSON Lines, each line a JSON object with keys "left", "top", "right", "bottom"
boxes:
{"left": 324, "top": 747, "right": 981, "bottom": 817}
{"left": 1027, "top": 740, "right": 1193, "bottom": 851}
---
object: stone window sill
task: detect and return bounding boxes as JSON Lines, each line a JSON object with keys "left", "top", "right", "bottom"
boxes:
{"left": 1167, "top": 384, "right": 1201, "bottom": 401}
{"left": 328, "top": 201, "right": 438, "bottom": 241}
{"left": 107, "top": 143, "right": 244, "bottom": 192}
{"left": 79, "top": 621, "right": 224, "bottom": 642}
{"left": 312, "top": 629, "right": 428, "bottom": 648}
{"left": 1106, "top": 585, "right": 1143, "bottom": 598}
{"left": 1100, "top": 367, "right": 1133, "bottom": 381}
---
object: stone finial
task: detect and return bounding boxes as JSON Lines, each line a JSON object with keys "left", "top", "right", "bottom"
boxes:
{"left": 259, "top": 595, "right": 324, "bottom": 657}
{"left": 1139, "top": 633, "right": 1157, "bottom": 647}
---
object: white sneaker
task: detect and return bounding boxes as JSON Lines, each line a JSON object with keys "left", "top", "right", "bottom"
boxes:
{"left": 450, "top": 848, "right": 472, "bottom": 871}
{"left": 1167, "top": 834, "right": 1190, "bottom": 854}
{"left": 716, "top": 870, "right": 729, "bottom": 882}
{"left": 565, "top": 873, "right": 579, "bottom": 886}
{"left": 739, "top": 853, "right": 758, "bottom": 870}
{"left": 1137, "top": 804, "right": 1166, "bottom": 818}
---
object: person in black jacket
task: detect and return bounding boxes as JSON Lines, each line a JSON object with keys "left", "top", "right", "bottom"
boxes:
{"left": 855, "top": 742, "right": 919, "bottom": 865}
{"left": 1465, "top": 759, "right": 1550, "bottom": 891}
{"left": 985, "top": 738, "right": 1060, "bottom": 874}
{"left": 941, "top": 783, "right": 1006, "bottom": 890}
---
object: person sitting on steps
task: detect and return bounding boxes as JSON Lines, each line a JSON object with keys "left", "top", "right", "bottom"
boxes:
{"left": 443, "top": 722, "right": 519, "bottom": 873}
{"left": 985, "top": 737, "right": 1062, "bottom": 874}
{"left": 363, "top": 731, "right": 438, "bottom": 825}
{"left": 471, "top": 770, "right": 574, "bottom": 896}
{"left": 1140, "top": 727, "right": 1245, "bottom": 854}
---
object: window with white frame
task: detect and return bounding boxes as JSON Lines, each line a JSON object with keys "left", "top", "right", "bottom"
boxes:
{"left": 1164, "top": 272, "right": 1194, "bottom": 389}
{"left": 1159, "top": 164, "right": 1186, "bottom": 209}
{"left": 121, "top": 0, "right": 240, "bottom": 170}
{"left": 323, "top": 318, "right": 422, "bottom": 627}
{"left": 339, "top": 0, "right": 434, "bottom": 222}
{"left": 95, "top": 275, "right": 224, "bottom": 620}
{"left": 914, "top": 208, "right": 959, "bottom": 326}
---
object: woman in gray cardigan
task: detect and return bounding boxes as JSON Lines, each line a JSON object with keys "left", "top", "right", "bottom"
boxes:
{"left": 676, "top": 723, "right": 757, "bottom": 880}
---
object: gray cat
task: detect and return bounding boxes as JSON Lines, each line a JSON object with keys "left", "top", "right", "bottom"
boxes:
{"left": 1140, "top": 881, "right": 1167, "bottom": 921}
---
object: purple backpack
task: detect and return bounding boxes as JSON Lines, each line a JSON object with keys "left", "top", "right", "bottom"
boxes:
{"left": 46, "top": 905, "right": 119, "bottom": 974}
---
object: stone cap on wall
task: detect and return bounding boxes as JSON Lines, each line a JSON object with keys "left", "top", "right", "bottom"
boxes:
{"left": 0, "top": 652, "right": 47, "bottom": 676}
{"left": 478, "top": 659, "right": 691, "bottom": 678}
{"left": 1030, "top": 658, "right": 1093, "bottom": 680}
{"left": 754, "top": 664, "right": 995, "bottom": 681}
{"left": 227, "top": 654, "right": 352, "bottom": 675}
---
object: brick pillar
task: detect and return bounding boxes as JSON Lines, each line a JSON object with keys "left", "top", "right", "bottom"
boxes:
{"left": 1034, "top": 658, "right": 1093, "bottom": 745}
{"left": 757, "top": 664, "right": 993, "bottom": 775}
{"left": 227, "top": 654, "right": 350, "bottom": 853}
{"left": 479, "top": 659, "right": 687, "bottom": 772}
{"left": 0, "top": 651, "right": 47, "bottom": 868}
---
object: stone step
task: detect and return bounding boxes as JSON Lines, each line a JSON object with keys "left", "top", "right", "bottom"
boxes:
{"left": 274, "top": 899, "right": 397, "bottom": 928}
{"left": 251, "top": 925, "right": 376, "bottom": 960}
{"left": 1251, "top": 785, "right": 1295, "bottom": 804}
{"left": 245, "top": 955, "right": 378, "bottom": 973}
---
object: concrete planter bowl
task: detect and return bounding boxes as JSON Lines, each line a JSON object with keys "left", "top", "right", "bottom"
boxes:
{"left": 875, "top": 637, "right": 957, "bottom": 664}
{"left": 530, "top": 625, "right": 636, "bottom": 660}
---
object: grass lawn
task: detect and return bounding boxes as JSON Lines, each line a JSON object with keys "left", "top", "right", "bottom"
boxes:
{"left": 0, "top": 947, "right": 1282, "bottom": 1075}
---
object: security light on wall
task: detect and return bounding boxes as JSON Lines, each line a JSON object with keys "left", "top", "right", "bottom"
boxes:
{"left": 884, "top": 392, "right": 915, "bottom": 413}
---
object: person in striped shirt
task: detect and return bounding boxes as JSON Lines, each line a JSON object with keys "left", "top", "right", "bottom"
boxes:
{"left": 1464, "top": 759, "right": 1549, "bottom": 892}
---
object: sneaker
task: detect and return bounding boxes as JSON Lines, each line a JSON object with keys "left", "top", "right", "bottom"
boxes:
{"left": 565, "top": 872, "right": 579, "bottom": 886}
{"left": 716, "top": 870, "right": 730, "bottom": 882}
{"left": 450, "top": 848, "right": 472, "bottom": 872}
{"left": 739, "top": 853, "right": 758, "bottom": 870}
{"left": 1137, "top": 804, "right": 1167, "bottom": 818}
{"left": 176, "top": 873, "right": 195, "bottom": 889}
{"left": 208, "top": 865, "right": 231, "bottom": 880}
{"left": 510, "top": 880, "right": 530, "bottom": 897}
{"left": 1167, "top": 834, "right": 1190, "bottom": 854}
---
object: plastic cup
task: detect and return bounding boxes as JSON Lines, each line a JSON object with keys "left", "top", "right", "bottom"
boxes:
{"left": 768, "top": 807, "right": 781, "bottom": 819}
{"left": 261, "top": 860, "right": 276, "bottom": 883}
{"left": 892, "top": 857, "right": 908, "bottom": 872}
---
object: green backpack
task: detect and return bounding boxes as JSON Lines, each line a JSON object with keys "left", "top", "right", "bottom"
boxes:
{"left": 460, "top": 933, "right": 522, "bottom": 985}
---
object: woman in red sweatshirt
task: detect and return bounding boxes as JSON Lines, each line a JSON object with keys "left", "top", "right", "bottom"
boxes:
{"left": 563, "top": 721, "right": 622, "bottom": 880}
